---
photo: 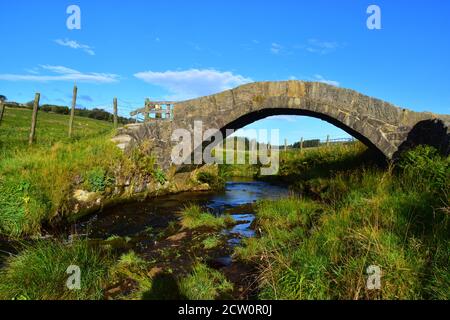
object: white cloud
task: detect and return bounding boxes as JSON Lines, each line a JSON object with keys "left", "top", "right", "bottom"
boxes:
{"left": 313, "top": 74, "right": 340, "bottom": 87}
{"left": 305, "top": 39, "right": 340, "bottom": 55}
{"left": 270, "top": 43, "right": 282, "bottom": 54}
{"left": 0, "top": 65, "right": 119, "bottom": 83}
{"left": 54, "top": 38, "right": 95, "bottom": 56}
{"left": 25, "top": 68, "right": 39, "bottom": 75}
{"left": 41, "top": 65, "right": 80, "bottom": 74}
{"left": 134, "top": 69, "right": 252, "bottom": 100}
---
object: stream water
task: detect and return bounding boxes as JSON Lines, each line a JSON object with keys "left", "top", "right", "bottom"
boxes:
{"left": 0, "top": 179, "right": 289, "bottom": 299}
{"left": 74, "top": 178, "right": 289, "bottom": 298}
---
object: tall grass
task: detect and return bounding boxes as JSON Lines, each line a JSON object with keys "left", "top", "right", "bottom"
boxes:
{"left": 0, "top": 136, "right": 123, "bottom": 237}
{"left": 0, "top": 240, "right": 111, "bottom": 300}
{"left": 179, "top": 263, "right": 233, "bottom": 300}
{"left": 0, "top": 108, "right": 159, "bottom": 238}
{"left": 234, "top": 146, "right": 449, "bottom": 300}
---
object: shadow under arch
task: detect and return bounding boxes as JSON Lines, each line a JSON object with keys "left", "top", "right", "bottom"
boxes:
{"left": 393, "top": 119, "right": 450, "bottom": 159}
{"left": 180, "top": 107, "right": 388, "bottom": 171}
{"left": 218, "top": 108, "right": 387, "bottom": 160}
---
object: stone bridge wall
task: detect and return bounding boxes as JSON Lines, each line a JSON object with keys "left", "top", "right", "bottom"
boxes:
{"left": 114, "top": 81, "right": 450, "bottom": 169}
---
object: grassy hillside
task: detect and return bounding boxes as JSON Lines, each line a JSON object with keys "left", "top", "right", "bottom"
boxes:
{"left": 0, "top": 108, "right": 122, "bottom": 237}
{"left": 0, "top": 107, "right": 114, "bottom": 158}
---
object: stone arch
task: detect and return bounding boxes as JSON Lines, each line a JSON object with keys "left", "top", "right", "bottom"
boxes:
{"left": 114, "top": 81, "right": 450, "bottom": 169}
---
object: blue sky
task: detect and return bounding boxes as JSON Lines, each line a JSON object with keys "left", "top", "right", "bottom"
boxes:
{"left": 1, "top": 0, "right": 449, "bottom": 142}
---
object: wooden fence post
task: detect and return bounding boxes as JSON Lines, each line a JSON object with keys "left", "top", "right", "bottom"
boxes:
{"left": 144, "top": 106, "right": 150, "bottom": 122}
{"left": 326, "top": 135, "right": 330, "bottom": 147}
{"left": 29, "top": 93, "right": 40, "bottom": 145}
{"left": 0, "top": 100, "right": 5, "bottom": 125}
{"left": 300, "top": 137, "right": 304, "bottom": 152}
{"left": 68, "top": 84, "right": 78, "bottom": 138}
{"left": 113, "top": 97, "right": 118, "bottom": 129}
{"left": 284, "top": 139, "right": 288, "bottom": 152}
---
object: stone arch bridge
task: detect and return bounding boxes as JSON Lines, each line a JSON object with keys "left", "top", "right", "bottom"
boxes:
{"left": 113, "top": 81, "right": 450, "bottom": 169}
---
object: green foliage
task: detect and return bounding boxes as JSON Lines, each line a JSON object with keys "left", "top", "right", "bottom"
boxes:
{"left": 196, "top": 171, "right": 225, "bottom": 189}
{"left": 0, "top": 178, "right": 51, "bottom": 237}
{"left": 154, "top": 168, "right": 167, "bottom": 185}
{"left": 0, "top": 108, "right": 123, "bottom": 237}
{"left": 292, "top": 139, "right": 321, "bottom": 149}
{"left": 179, "top": 263, "right": 233, "bottom": 300}
{"left": 84, "top": 167, "right": 114, "bottom": 193}
{"left": 0, "top": 240, "right": 111, "bottom": 300}
{"left": 397, "top": 145, "right": 449, "bottom": 194}
{"left": 233, "top": 145, "right": 449, "bottom": 300}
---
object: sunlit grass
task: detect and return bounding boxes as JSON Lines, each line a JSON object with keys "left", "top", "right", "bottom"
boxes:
{"left": 0, "top": 108, "right": 149, "bottom": 238}
{"left": 234, "top": 146, "right": 449, "bottom": 300}
{"left": 0, "top": 240, "right": 110, "bottom": 300}
{"left": 179, "top": 263, "right": 233, "bottom": 300}
{"left": 180, "top": 204, "right": 235, "bottom": 231}
{"left": 202, "top": 235, "right": 222, "bottom": 249}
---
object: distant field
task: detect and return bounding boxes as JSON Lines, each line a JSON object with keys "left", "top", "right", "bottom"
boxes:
{"left": 0, "top": 107, "right": 114, "bottom": 157}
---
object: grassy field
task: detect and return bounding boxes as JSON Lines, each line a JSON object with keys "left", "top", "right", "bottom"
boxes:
{"left": 0, "top": 107, "right": 114, "bottom": 158}
{"left": 0, "top": 108, "right": 123, "bottom": 237}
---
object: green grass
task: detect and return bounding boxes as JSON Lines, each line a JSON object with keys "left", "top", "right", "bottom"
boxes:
{"left": 0, "top": 108, "right": 159, "bottom": 238}
{"left": 0, "top": 240, "right": 111, "bottom": 300}
{"left": 234, "top": 145, "right": 449, "bottom": 300}
{"left": 0, "top": 134, "right": 123, "bottom": 237}
{"left": 202, "top": 235, "right": 222, "bottom": 249}
{"left": 0, "top": 107, "right": 113, "bottom": 158}
{"left": 218, "top": 142, "right": 369, "bottom": 179}
{"left": 180, "top": 204, "right": 235, "bottom": 231}
{"left": 179, "top": 263, "right": 233, "bottom": 300}
{"left": 108, "top": 251, "right": 154, "bottom": 300}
